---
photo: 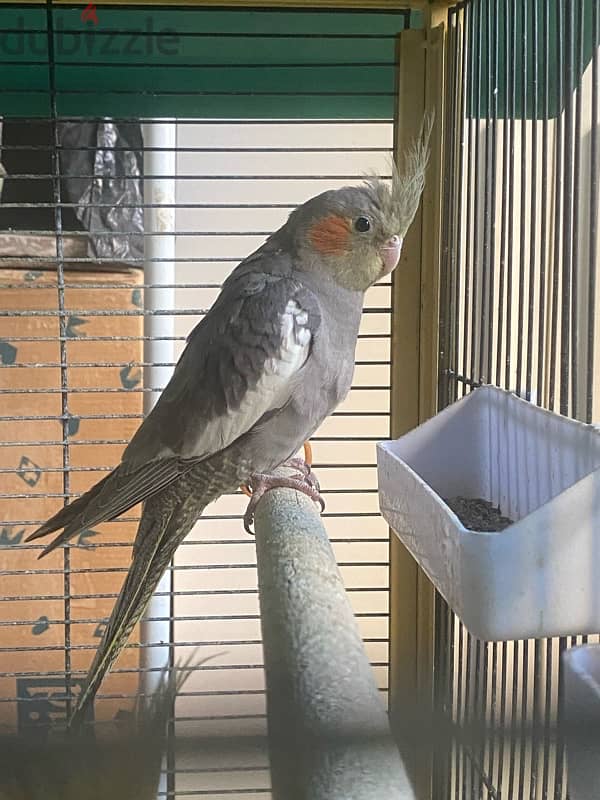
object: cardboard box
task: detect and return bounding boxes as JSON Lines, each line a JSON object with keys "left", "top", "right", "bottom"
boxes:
{"left": 0, "top": 262, "right": 144, "bottom": 733}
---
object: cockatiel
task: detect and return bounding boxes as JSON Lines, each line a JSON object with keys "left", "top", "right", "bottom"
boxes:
{"left": 26, "top": 122, "right": 431, "bottom": 726}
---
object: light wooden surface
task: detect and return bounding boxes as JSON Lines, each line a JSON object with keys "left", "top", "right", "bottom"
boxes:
{"left": 389, "top": 11, "right": 448, "bottom": 800}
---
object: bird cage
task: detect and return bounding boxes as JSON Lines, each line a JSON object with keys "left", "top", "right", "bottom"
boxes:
{"left": 1, "top": 1, "right": 599, "bottom": 799}
{"left": 0, "top": 1, "right": 421, "bottom": 798}
{"left": 389, "top": 1, "right": 600, "bottom": 799}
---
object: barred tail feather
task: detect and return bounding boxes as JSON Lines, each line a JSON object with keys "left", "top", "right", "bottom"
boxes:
{"left": 70, "top": 498, "right": 196, "bottom": 729}
{"left": 67, "top": 454, "right": 236, "bottom": 729}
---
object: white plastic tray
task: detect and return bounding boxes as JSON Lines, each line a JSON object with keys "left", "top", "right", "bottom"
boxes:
{"left": 377, "top": 386, "right": 600, "bottom": 641}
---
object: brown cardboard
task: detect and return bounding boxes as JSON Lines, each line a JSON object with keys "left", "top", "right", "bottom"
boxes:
{"left": 0, "top": 232, "right": 141, "bottom": 272}
{"left": 0, "top": 265, "right": 144, "bottom": 732}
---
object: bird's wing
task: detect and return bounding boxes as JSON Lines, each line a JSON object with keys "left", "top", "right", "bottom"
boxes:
{"left": 123, "top": 267, "right": 321, "bottom": 466}
{"left": 27, "top": 265, "right": 321, "bottom": 552}
{"left": 26, "top": 458, "right": 190, "bottom": 553}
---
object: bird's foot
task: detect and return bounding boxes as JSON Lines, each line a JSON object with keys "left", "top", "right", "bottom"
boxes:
{"left": 281, "top": 441, "right": 313, "bottom": 477}
{"left": 281, "top": 456, "right": 312, "bottom": 477}
{"left": 242, "top": 454, "right": 324, "bottom": 535}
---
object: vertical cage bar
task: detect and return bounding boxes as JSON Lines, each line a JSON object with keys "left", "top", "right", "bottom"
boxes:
{"left": 570, "top": 0, "right": 584, "bottom": 420}
{"left": 496, "top": 640, "right": 509, "bottom": 794}
{"left": 439, "top": 5, "right": 458, "bottom": 411}
{"left": 462, "top": 0, "right": 474, "bottom": 397}
{"left": 530, "top": 640, "right": 542, "bottom": 800}
{"left": 504, "top": 0, "right": 517, "bottom": 390}
{"left": 446, "top": 608, "right": 456, "bottom": 800}
{"left": 464, "top": 629, "right": 474, "bottom": 798}
{"left": 432, "top": 591, "right": 448, "bottom": 800}
{"left": 515, "top": 0, "right": 527, "bottom": 397}
{"left": 454, "top": 3, "right": 467, "bottom": 404}
{"left": 525, "top": 0, "right": 538, "bottom": 400}
{"left": 141, "top": 120, "right": 177, "bottom": 799}
{"left": 471, "top": 638, "right": 483, "bottom": 799}
{"left": 454, "top": 619, "right": 464, "bottom": 800}
{"left": 496, "top": 0, "right": 510, "bottom": 387}
{"left": 44, "top": 0, "right": 72, "bottom": 719}
{"left": 517, "top": 639, "right": 529, "bottom": 799}
{"left": 469, "top": 0, "right": 482, "bottom": 388}
{"left": 488, "top": 640, "right": 499, "bottom": 797}
{"left": 434, "top": 8, "right": 460, "bottom": 792}
{"left": 506, "top": 641, "right": 519, "bottom": 799}
{"left": 560, "top": 0, "right": 574, "bottom": 417}
{"left": 548, "top": 0, "right": 564, "bottom": 412}
{"left": 554, "top": 637, "right": 568, "bottom": 799}
{"left": 486, "top": 0, "right": 498, "bottom": 388}
{"left": 479, "top": 0, "right": 492, "bottom": 384}
{"left": 541, "top": 639, "right": 554, "bottom": 798}
{"left": 588, "top": 0, "right": 600, "bottom": 424}
{"left": 537, "top": 0, "right": 550, "bottom": 404}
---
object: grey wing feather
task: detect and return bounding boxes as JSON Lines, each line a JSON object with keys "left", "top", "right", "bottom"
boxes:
{"left": 27, "top": 240, "right": 320, "bottom": 555}
{"left": 26, "top": 459, "right": 189, "bottom": 555}
{"left": 123, "top": 264, "right": 321, "bottom": 467}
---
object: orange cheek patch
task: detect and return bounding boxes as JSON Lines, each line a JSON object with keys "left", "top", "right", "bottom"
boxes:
{"left": 309, "top": 214, "right": 351, "bottom": 255}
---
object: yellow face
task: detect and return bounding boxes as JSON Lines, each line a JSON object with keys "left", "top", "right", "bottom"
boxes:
{"left": 305, "top": 205, "right": 405, "bottom": 291}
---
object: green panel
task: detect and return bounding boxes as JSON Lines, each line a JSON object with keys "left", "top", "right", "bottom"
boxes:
{"left": 467, "top": 0, "right": 596, "bottom": 120}
{"left": 0, "top": 4, "right": 420, "bottom": 119}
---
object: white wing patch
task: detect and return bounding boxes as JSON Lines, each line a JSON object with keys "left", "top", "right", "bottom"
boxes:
{"left": 265, "top": 299, "right": 311, "bottom": 379}
{"left": 181, "top": 297, "right": 312, "bottom": 459}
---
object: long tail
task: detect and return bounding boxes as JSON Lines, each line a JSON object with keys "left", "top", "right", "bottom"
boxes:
{"left": 70, "top": 493, "right": 198, "bottom": 728}
{"left": 0, "top": 653, "right": 216, "bottom": 800}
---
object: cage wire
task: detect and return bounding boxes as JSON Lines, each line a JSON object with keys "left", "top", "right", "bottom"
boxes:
{"left": 3, "top": 1, "right": 599, "bottom": 799}
{"left": 436, "top": 1, "right": 600, "bottom": 799}
{"left": 0, "top": 2, "right": 419, "bottom": 798}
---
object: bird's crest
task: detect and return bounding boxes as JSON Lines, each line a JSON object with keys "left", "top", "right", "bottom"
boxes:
{"left": 366, "top": 112, "right": 433, "bottom": 236}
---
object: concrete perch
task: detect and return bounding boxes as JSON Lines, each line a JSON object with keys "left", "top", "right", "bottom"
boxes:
{"left": 254, "top": 468, "right": 415, "bottom": 800}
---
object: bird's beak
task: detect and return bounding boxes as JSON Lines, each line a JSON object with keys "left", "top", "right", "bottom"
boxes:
{"left": 379, "top": 235, "right": 403, "bottom": 275}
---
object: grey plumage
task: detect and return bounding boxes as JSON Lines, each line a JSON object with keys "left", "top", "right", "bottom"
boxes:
{"left": 26, "top": 123, "right": 431, "bottom": 726}
{"left": 72, "top": 451, "right": 250, "bottom": 724}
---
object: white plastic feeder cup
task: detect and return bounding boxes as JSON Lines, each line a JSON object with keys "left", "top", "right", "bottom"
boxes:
{"left": 378, "top": 386, "right": 600, "bottom": 641}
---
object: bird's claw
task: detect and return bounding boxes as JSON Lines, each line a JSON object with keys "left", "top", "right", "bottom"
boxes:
{"left": 243, "top": 461, "right": 324, "bottom": 535}
{"left": 281, "top": 457, "right": 312, "bottom": 477}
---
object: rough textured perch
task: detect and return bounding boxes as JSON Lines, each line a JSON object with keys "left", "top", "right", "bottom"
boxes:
{"left": 254, "top": 469, "right": 415, "bottom": 800}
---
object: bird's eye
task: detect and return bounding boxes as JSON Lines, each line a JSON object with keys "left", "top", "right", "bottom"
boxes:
{"left": 354, "top": 216, "right": 371, "bottom": 233}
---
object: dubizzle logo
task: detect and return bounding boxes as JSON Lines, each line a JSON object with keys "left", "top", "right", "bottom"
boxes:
{"left": 0, "top": 11, "right": 180, "bottom": 56}
{"left": 81, "top": 4, "right": 99, "bottom": 26}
